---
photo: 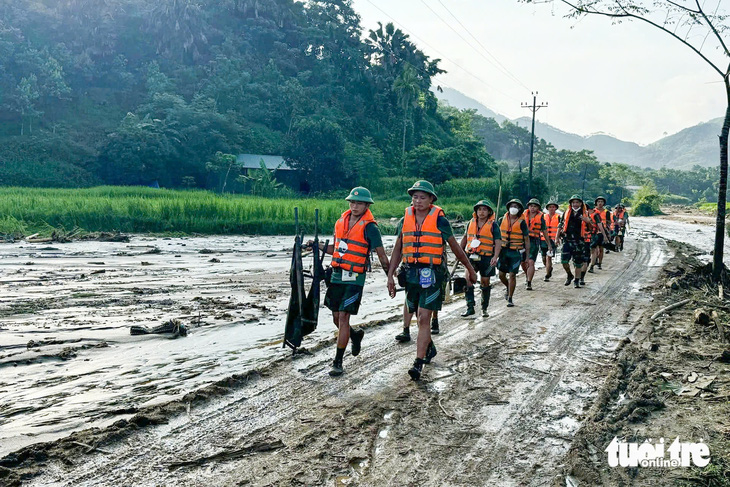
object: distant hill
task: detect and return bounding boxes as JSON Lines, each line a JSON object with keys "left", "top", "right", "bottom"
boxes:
{"left": 436, "top": 87, "right": 721, "bottom": 169}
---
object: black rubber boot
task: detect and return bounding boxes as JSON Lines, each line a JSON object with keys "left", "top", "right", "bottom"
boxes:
{"left": 462, "top": 287, "right": 476, "bottom": 317}
{"left": 481, "top": 286, "right": 491, "bottom": 317}
{"left": 408, "top": 358, "right": 426, "bottom": 381}
{"left": 424, "top": 341, "right": 438, "bottom": 364}
{"left": 507, "top": 297, "right": 514, "bottom": 307}
{"left": 526, "top": 281, "right": 533, "bottom": 291}
{"left": 564, "top": 272, "right": 574, "bottom": 286}
{"left": 350, "top": 327, "right": 364, "bottom": 356}
{"left": 395, "top": 328, "right": 411, "bottom": 343}
{"left": 329, "top": 358, "right": 344, "bottom": 377}
{"left": 431, "top": 317, "right": 440, "bottom": 335}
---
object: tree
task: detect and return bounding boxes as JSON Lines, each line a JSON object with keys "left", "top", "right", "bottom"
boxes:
{"left": 393, "top": 64, "right": 419, "bottom": 157}
{"left": 284, "top": 118, "right": 347, "bottom": 193}
{"left": 522, "top": 0, "right": 730, "bottom": 280}
{"left": 12, "top": 75, "right": 41, "bottom": 135}
{"left": 206, "top": 152, "right": 239, "bottom": 193}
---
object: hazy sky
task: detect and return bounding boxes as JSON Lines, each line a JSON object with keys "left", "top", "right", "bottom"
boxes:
{"left": 351, "top": 0, "right": 726, "bottom": 145}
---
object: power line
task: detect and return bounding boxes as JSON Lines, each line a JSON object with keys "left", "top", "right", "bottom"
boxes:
{"left": 435, "top": 0, "right": 531, "bottom": 91}
{"left": 363, "top": 0, "right": 521, "bottom": 102}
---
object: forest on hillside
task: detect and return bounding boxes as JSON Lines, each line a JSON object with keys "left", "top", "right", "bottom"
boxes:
{"left": 0, "top": 0, "right": 720, "bottom": 205}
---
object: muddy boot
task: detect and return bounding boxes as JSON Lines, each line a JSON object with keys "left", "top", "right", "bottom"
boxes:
{"left": 350, "top": 327, "right": 365, "bottom": 357}
{"left": 395, "top": 328, "right": 411, "bottom": 343}
{"left": 408, "top": 358, "right": 426, "bottom": 381}
{"left": 580, "top": 276, "right": 586, "bottom": 286}
{"left": 564, "top": 272, "right": 574, "bottom": 286}
{"left": 481, "top": 286, "right": 491, "bottom": 317}
{"left": 329, "top": 358, "right": 344, "bottom": 377}
{"left": 598, "top": 263, "right": 602, "bottom": 269}
{"left": 461, "top": 286, "right": 476, "bottom": 317}
{"left": 424, "top": 341, "right": 438, "bottom": 364}
{"left": 507, "top": 297, "right": 514, "bottom": 308}
{"left": 526, "top": 281, "right": 533, "bottom": 291}
{"left": 588, "top": 265, "right": 595, "bottom": 273}
{"left": 431, "top": 317, "right": 440, "bottom": 335}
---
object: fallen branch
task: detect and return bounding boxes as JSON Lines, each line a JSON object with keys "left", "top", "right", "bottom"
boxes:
{"left": 650, "top": 299, "right": 692, "bottom": 321}
{"left": 438, "top": 397, "right": 457, "bottom": 421}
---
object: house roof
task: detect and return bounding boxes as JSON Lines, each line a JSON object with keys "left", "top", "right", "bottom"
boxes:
{"left": 237, "top": 154, "right": 292, "bottom": 170}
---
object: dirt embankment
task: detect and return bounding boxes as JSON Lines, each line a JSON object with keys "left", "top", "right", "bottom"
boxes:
{"left": 562, "top": 240, "right": 730, "bottom": 486}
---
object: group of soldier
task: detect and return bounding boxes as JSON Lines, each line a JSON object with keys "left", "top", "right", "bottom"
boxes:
{"left": 312, "top": 180, "right": 629, "bottom": 380}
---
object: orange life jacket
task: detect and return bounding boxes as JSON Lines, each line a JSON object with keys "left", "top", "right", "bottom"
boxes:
{"left": 543, "top": 212, "right": 560, "bottom": 241}
{"left": 613, "top": 209, "right": 626, "bottom": 229}
{"left": 592, "top": 208, "right": 611, "bottom": 234}
{"left": 332, "top": 208, "right": 376, "bottom": 274}
{"left": 500, "top": 213, "right": 526, "bottom": 251}
{"left": 466, "top": 216, "right": 496, "bottom": 257}
{"left": 525, "top": 211, "right": 544, "bottom": 239}
{"left": 562, "top": 206, "right": 589, "bottom": 241}
{"left": 402, "top": 205, "right": 445, "bottom": 266}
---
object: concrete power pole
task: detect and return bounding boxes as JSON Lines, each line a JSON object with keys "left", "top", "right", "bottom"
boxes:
{"left": 521, "top": 92, "right": 548, "bottom": 199}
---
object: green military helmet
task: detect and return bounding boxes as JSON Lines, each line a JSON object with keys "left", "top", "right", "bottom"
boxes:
{"left": 527, "top": 198, "right": 541, "bottom": 209}
{"left": 345, "top": 186, "right": 374, "bottom": 204}
{"left": 505, "top": 198, "right": 524, "bottom": 210}
{"left": 546, "top": 200, "right": 559, "bottom": 209}
{"left": 594, "top": 195, "right": 607, "bottom": 205}
{"left": 407, "top": 180, "right": 437, "bottom": 202}
{"left": 568, "top": 194, "right": 583, "bottom": 204}
{"left": 473, "top": 199, "right": 494, "bottom": 213}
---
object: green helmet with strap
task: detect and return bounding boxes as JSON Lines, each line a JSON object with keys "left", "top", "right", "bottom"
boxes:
{"left": 594, "top": 195, "right": 607, "bottom": 204}
{"left": 527, "top": 198, "right": 541, "bottom": 209}
{"left": 345, "top": 186, "right": 374, "bottom": 204}
{"left": 473, "top": 199, "right": 494, "bottom": 212}
{"left": 407, "top": 180, "right": 437, "bottom": 202}
{"left": 568, "top": 194, "right": 583, "bottom": 204}
{"left": 506, "top": 198, "right": 524, "bottom": 210}
{"left": 546, "top": 200, "right": 559, "bottom": 209}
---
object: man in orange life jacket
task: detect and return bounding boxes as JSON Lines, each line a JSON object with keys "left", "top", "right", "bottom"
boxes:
{"left": 497, "top": 199, "right": 530, "bottom": 307}
{"left": 556, "top": 195, "right": 594, "bottom": 288}
{"left": 387, "top": 180, "right": 476, "bottom": 381}
{"left": 460, "top": 199, "right": 502, "bottom": 318}
{"left": 613, "top": 203, "right": 629, "bottom": 251}
{"left": 542, "top": 201, "right": 561, "bottom": 282}
{"left": 522, "top": 198, "right": 554, "bottom": 290}
{"left": 588, "top": 196, "right": 612, "bottom": 273}
{"left": 315, "top": 187, "right": 390, "bottom": 377}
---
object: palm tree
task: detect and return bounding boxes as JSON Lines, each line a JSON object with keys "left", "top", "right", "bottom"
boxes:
{"left": 393, "top": 64, "right": 420, "bottom": 157}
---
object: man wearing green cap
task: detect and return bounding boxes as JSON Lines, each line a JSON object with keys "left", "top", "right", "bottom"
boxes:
{"left": 498, "top": 199, "right": 530, "bottom": 307}
{"left": 556, "top": 195, "right": 594, "bottom": 288}
{"left": 387, "top": 180, "right": 476, "bottom": 381}
{"left": 542, "top": 201, "right": 561, "bottom": 281}
{"left": 313, "top": 187, "right": 390, "bottom": 377}
{"left": 588, "top": 196, "right": 612, "bottom": 273}
{"left": 460, "top": 199, "right": 502, "bottom": 317}
{"left": 522, "top": 198, "right": 554, "bottom": 290}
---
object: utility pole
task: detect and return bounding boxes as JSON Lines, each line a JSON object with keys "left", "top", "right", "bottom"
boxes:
{"left": 521, "top": 92, "right": 548, "bottom": 199}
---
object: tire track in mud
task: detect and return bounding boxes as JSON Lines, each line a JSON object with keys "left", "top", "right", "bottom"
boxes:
{"left": 23, "top": 233, "right": 669, "bottom": 487}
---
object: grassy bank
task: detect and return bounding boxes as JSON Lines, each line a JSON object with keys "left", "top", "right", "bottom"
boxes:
{"left": 0, "top": 187, "right": 483, "bottom": 236}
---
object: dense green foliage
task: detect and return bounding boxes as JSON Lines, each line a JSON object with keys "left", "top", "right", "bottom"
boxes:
{"left": 631, "top": 182, "right": 664, "bottom": 216}
{"left": 0, "top": 0, "right": 717, "bottom": 210}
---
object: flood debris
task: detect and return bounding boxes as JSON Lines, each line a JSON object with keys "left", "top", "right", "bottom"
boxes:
{"left": 130, "top": 319, "right": 188, "bottom": 338}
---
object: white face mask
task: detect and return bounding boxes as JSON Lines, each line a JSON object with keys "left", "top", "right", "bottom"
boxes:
{"left": 572, "top": 204, "right": 581, "bottom": 212}
{"left": 509, "top": 207, "right": 519, "bottom": 216}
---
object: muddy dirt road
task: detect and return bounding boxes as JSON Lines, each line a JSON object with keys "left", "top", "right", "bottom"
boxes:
{"left": 1, "top": 222, "right": 676, "bottom": 486}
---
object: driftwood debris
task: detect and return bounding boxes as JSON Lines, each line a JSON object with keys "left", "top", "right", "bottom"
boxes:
{"left": 650, "top": 299, "right": 692, "bottom": 321}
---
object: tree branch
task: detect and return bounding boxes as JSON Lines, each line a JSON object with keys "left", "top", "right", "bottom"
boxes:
{"left": 556, "top": 0, "right": 725, "bottom": 77}
{"left": 695, "top": 0, "right": 730, "bottom": 64}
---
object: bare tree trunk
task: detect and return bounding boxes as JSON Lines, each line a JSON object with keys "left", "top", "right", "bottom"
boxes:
{"left": 713, "top": 78, "right": 730, "bottom": 282}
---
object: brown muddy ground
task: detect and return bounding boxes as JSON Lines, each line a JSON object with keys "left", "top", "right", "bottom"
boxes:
{"left": 2, "top": 225, "right": 673, "bottom": 486}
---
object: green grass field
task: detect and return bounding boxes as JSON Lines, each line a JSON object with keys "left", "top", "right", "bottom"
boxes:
{"left": 0, "top": 186, "right": 486, "bottom": 237}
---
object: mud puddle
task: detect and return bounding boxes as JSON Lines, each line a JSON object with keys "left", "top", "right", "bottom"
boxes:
{"left": 0, "top": 235, "right": 400, "bottom": 456}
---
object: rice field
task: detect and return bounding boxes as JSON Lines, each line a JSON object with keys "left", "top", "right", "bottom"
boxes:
{"left": 0, "top": 187, "right": 482, "bottom": 236}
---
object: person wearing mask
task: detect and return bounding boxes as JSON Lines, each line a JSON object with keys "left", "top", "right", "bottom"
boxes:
{"left": 498, "top": 199, "right": 529, "bottom": 307}
{"left": 588, "top": 196, "right": 612, "bottom": 273}
{"left": 555, "top": 195, "right": 593, "bottom": 288}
